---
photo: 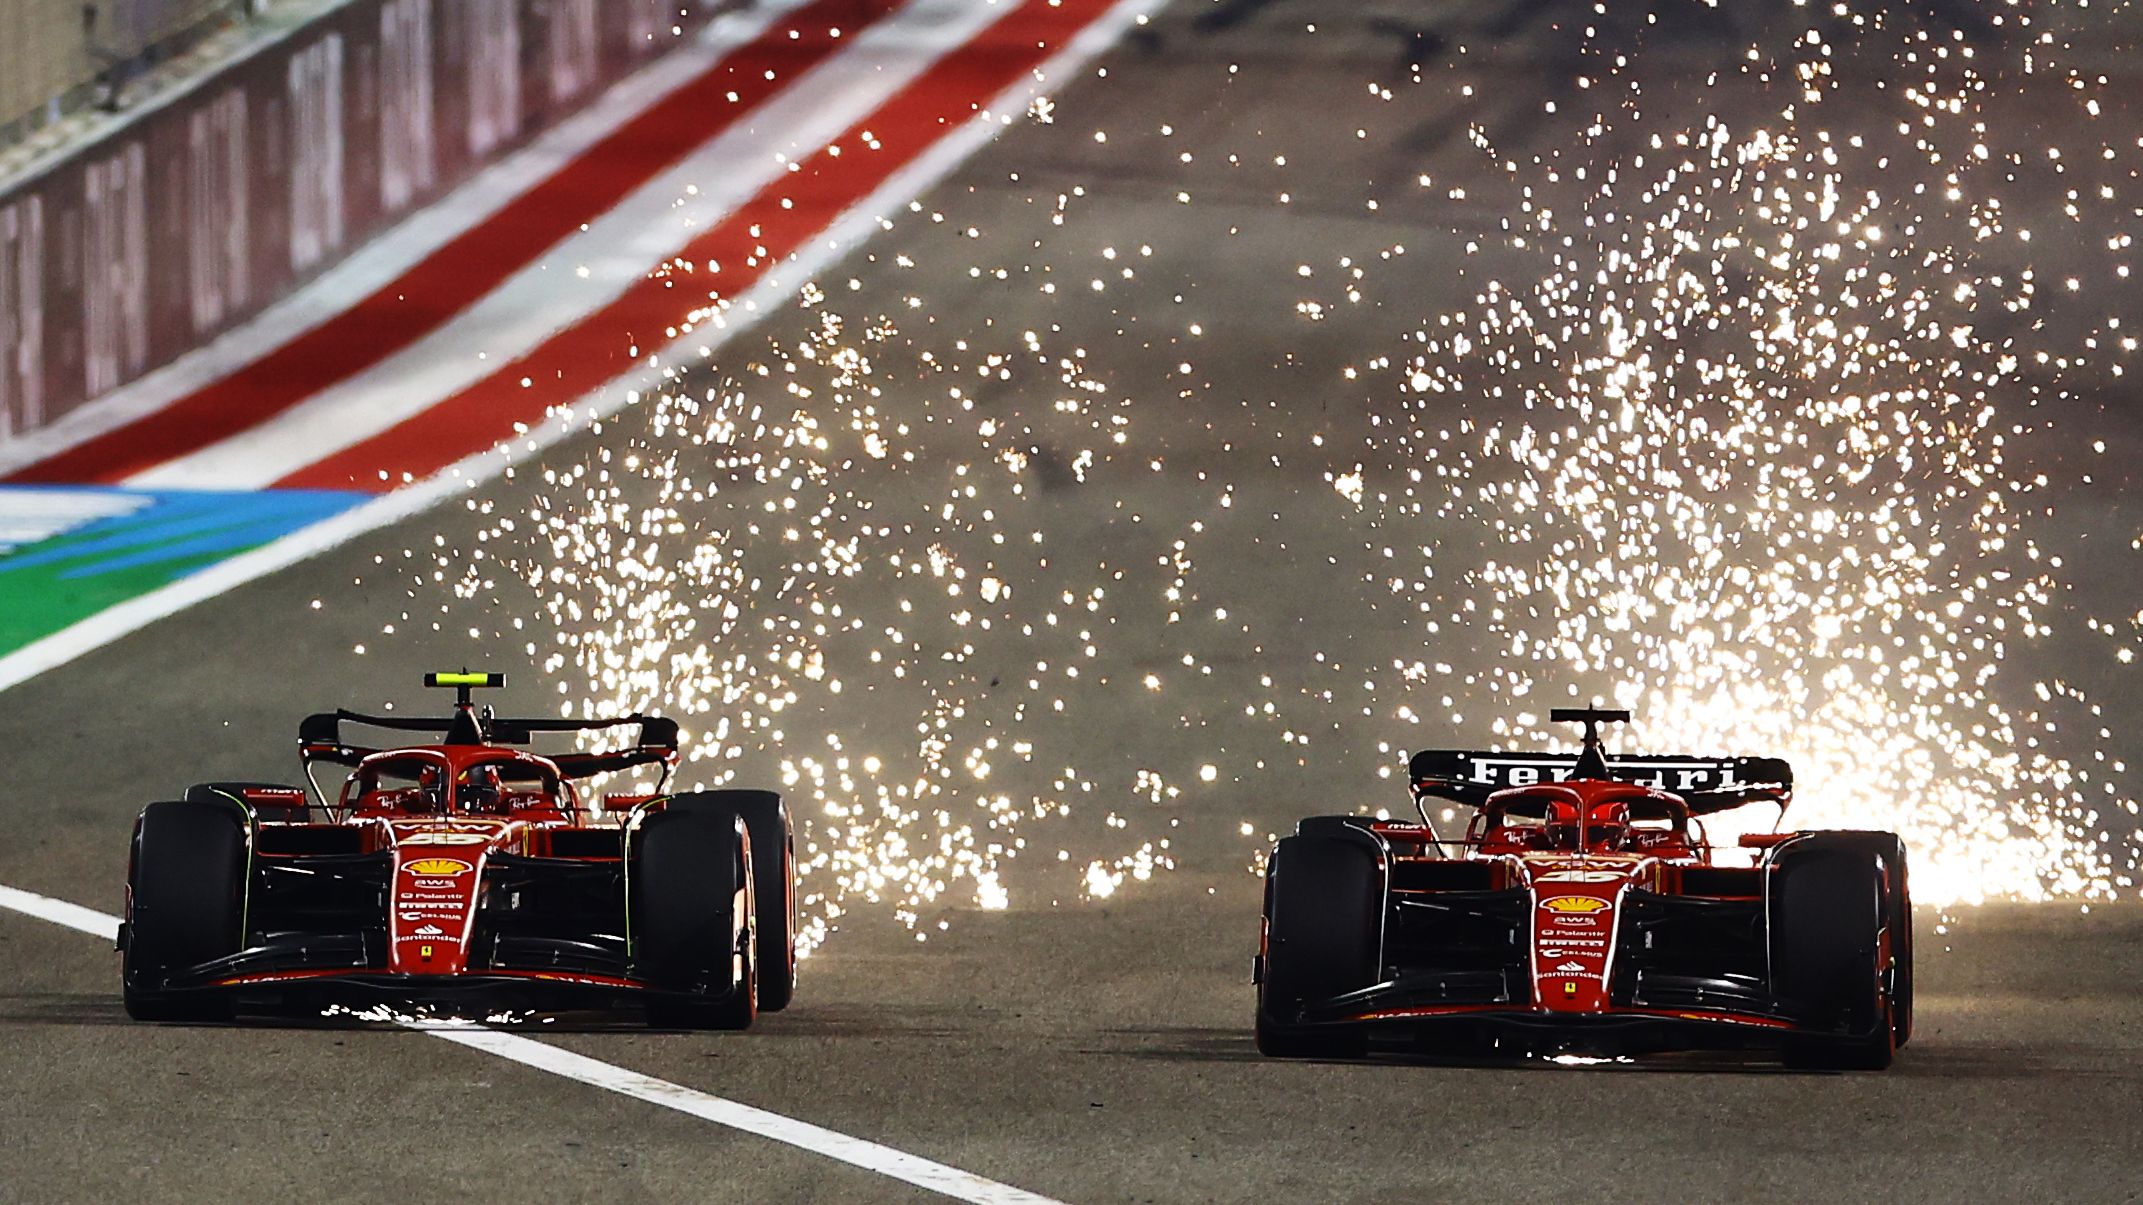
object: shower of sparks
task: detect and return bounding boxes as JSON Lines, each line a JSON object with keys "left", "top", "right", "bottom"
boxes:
{"left": 1334, "top": 1, "right": 2140, "bottom": 906}
{"left": 318, "top": 1003, "right": 542, "bottom": 1026}
{"left": 365, "top": 0, "right": 2143, "bottom": 953}
{"left": 1540, "top": 1053, "right": 1634, "bottom": 1067}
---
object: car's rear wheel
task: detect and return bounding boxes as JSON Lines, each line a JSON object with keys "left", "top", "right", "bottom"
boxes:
{"left": 1773, "top": 840, "right": 1896, "bottom": 1070}
{"left": 1255, "top": 832, "right": 1382, "bottom": 1059}
{"left": 632, "top": 807, "right": 755, "bottom": 1030}
{"left": 123, "top": 799, "right": 246, "bottom": 1022}
{"left": 669, "top": 790, "right": 795, "bottom": 1012}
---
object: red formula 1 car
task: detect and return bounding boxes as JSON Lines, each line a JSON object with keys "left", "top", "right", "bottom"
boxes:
{"left": 1255, "top": 709, "right": 1911, "bottom": 1069}
{"left": 120, "top": 672, "right": 795, "bottom": 1027}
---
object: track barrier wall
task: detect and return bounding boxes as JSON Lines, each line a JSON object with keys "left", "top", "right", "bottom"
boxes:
{"left": 0, "top": 0, "right": 728, "bottom": 445}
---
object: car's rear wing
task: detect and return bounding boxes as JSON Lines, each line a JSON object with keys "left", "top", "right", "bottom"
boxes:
{"left": 298, "top": 710, "right": 680, "bottom": 778}
{"left": 1409, "top": 749, "right": 1793, "bottom": 814}
{"left": 509, "top": 716, "right": 682, "bottom": 778}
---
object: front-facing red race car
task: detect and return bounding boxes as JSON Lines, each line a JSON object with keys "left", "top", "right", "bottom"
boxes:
{"left": 120, "top": 672, "right": 795, "bottom": 1028}
{"left": 1255, "top": 708, "right": 1911, "bottom": 1070}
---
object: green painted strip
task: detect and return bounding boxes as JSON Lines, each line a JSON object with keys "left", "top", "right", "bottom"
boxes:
{"left": 0, "top": 487, "right": 369, "bottom": 658}
{"left": 0, "top": 544, "right": 257, "bottom": 653}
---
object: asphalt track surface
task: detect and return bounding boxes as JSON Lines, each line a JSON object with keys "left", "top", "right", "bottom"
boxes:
{"left": 5, "top": 3, "right": 2143, "bottom": 1202}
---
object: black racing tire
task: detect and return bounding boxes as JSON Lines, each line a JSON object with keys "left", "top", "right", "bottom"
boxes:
{"left": 123, "top": 799, "right": 246, "bottom": 1022}
{"left": 670, "top": 790, "right": 795, "bottom": 1012}
{"left": 1255, "top": 833, "right": 1382, "bottom": 1059}
{"left": 1793, "top": 830, "right": 1913, "bottom": 1048}
{"left": 632, "top": 808, "right": 755, "bottom": 1030}
{"left": 1772, "top": 840, "right": 1896, "bottom": 1071}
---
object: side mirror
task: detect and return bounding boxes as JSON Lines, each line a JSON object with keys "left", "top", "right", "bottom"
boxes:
{"left": 1737, "top": 832, "right": 1794, "bottom": 849}
{"left": 599, "top": 793, "right": 659, "bottom": 816}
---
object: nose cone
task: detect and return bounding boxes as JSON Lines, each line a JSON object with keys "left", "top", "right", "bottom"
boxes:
{"left": 1523, "top": 858, "right": 1640, "bottom": 1012}
{"left": 386, "top": 821, "right": 506, "bottom": 975}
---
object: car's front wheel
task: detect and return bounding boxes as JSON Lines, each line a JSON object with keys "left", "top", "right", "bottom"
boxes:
{"left": 632, "top": 807, "right": 756, "bottom": 1030}
{"left": 123, "top": 799, "right": 246, "bottom": 1022}
{"left": 668, "top": 790, "right": 795, "bottom": 1012}
{"left": 1773, "top": 839, "right": 1897, "bottom": 1071}
{"left": 1255, "top": 832, "right": 1382, "bottom": 1059}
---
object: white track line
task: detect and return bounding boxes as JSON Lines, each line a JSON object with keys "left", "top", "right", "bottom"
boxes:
{"left": 0, "top": 884, "right": 121, "bottom": 941}
{"left": 0, "top": 884, "right": 1062, "bottom": 1204}
{"left": 423, "top": 1026, "right": 1062, "bottom": 1204}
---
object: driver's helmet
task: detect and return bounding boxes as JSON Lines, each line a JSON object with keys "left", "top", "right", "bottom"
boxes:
{"left": 1544, "top": 799, "right": 1632, "bottom": 851}
{"left": 457, "top": 764, "right": 506, "bottom": 813}
{"left": 1585, "top": 801, "right": 1632, "bottom": 851}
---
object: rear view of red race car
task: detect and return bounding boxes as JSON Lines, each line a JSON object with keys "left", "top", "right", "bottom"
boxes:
{"left": 1255, "top": 709, "right": 1911, "bottom": 1069}
{"left": 120, "top": 672, "right": 796, "bottom": 1028}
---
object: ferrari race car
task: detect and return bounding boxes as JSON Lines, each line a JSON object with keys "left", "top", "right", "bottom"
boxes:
{"left": 120, "top": 672, "right": 795, "bottom": 1027}
{"left": 1254, "top": 709, "right": 1912, "bottom": 1069}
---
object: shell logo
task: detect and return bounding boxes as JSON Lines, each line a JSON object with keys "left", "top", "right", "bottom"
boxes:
{"left": 403, "top": 857, "right": 473, "bottom": 876}
{"left": 1539, "top": 895, "right": 1611, "bottom": 914}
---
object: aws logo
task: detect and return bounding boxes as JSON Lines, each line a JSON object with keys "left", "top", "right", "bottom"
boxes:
{"left": 1539, "top": 895, "right": 1611, "bottom": 915}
